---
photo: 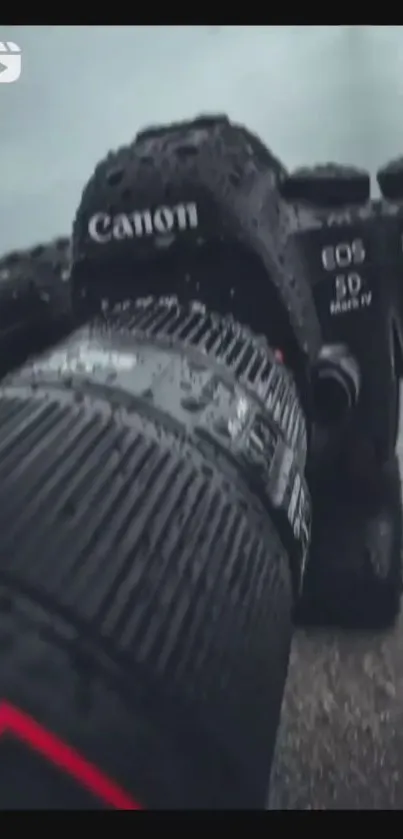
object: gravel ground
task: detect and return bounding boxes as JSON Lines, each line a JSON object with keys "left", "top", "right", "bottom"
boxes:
{"left": 270, "top": 391, "right": 403, "bottom": 810}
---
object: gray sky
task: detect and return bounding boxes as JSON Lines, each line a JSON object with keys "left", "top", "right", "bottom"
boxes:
{"left": 2, "top": 25, "right": 403, "bottom": 252}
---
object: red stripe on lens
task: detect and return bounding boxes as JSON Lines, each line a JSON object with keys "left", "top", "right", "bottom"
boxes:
{"left": 0, "top": 701, "right": 142, "bottom": 810}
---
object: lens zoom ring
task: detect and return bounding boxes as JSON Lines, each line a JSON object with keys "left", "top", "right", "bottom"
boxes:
{"left": 0, "top": 387, "right": 292, "bottom": 791}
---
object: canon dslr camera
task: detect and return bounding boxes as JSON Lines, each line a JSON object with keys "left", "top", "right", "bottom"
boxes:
{"left": 0, "top": 116, "right": 314, "bottom": 808}
{"left": 0, "top": 117, "right": 400, "bottom": 809}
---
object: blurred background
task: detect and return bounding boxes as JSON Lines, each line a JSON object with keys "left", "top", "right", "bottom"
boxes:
{"left": 2, "top": 25, "right": 403, "bottom": 252}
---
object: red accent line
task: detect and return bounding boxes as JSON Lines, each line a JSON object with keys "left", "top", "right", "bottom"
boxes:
{"left": 0, "top": 701, "right": 142, "bottom": 810}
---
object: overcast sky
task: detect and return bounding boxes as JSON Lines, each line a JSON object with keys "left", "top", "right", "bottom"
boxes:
{"left": 2, "top": 25, "right": 403, "bottom": 253}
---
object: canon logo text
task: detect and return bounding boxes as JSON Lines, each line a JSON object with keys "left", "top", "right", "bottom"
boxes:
{"left": 88, "top": 203, "right": 199, "bottom": 244}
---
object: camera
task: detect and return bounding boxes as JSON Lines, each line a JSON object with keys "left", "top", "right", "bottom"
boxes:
{"left": 0, "top": 118, "right": 400, "bottom": 808}
{"left": 0, "top": 115, "right": 318, "bottom": 808}
{"left": 71, "top": 136, "right": 402, "bottom": 629}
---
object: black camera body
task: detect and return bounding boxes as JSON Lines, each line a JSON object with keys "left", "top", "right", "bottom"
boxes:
{"left": 71, "top": 130, "right": 403, "bottom": 629}
{"left": 282, "top": 165, "right": 400, "bottom": 465}
{"left": 281, "top": 164, "right": 403, "bottom": 625}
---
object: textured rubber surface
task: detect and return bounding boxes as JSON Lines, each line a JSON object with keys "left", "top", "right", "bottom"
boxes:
{"left": 0, "top": 237, "right": 73, "bottom": 375}
{"left": 64, "top": 303, "right": 309, "bottom": 595}
{"left": 298, "top": 454, "right": 402, "bottom": 629}
{"left": 0, "top": 317, "right": 295, "bottom": 807}
{"left": 71, "top": 114, "right": 321, "bottom": 404}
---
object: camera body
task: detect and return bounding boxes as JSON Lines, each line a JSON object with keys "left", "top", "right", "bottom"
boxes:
{"left": 281, "top": 164, "right": 403, "bottom": 626}
{"left": 70, "top": 120, "right": 403, "bottom": 630}
{"left": 281, "top": 165, "right": 401, "bottom": 470}
{"left": 0, "top": 129, "right": 400, "bottom": 631}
